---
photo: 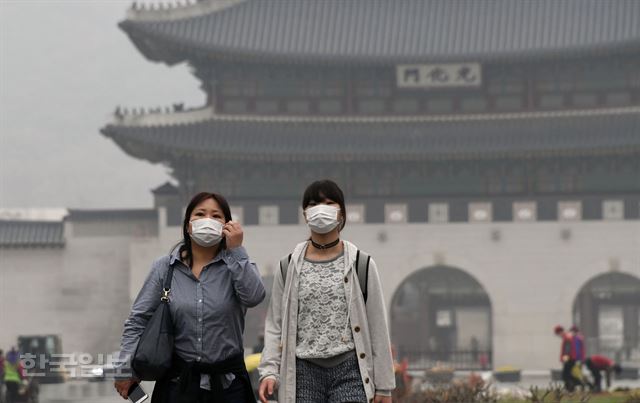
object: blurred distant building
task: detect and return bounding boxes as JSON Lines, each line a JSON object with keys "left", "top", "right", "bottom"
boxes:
{"left": 0, "top": 210, "right": 157, "bottom": 361}
{"left": 3, "top": 0, "right": 638, "bottom": 372}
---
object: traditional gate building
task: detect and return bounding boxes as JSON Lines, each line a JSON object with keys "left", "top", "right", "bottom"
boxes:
{"left": 5, "top": 0, "right": 638, "bottom": 371}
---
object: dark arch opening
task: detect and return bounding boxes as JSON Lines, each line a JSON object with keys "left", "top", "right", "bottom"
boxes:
{"left": 390, "top": 265, "right": 493, "bottom": 370}
{"left": 573, "top": 271, "right": 640, "bottom": 366}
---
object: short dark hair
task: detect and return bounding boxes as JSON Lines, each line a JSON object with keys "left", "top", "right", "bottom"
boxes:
{"left": 177, "top": 192, "right": 232, "bottom": 266}
{"left": 302, "top": 179, "right": 347, "bottom": 231}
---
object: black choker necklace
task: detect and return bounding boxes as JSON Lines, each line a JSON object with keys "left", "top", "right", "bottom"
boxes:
{"left": 310, "top": 238, "right": 340, "bottom": 250}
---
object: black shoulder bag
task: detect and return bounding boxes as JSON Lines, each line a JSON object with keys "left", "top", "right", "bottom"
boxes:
{"left": 132, "top": 266, "right": 175, "bottom": 381}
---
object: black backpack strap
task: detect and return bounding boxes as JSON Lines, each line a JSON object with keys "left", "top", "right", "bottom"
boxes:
{"left": 161, "top": 266, "right": 174, "bottom": 302}
{"left": 355, "top": 250, "right": 371, "bottom": 304}
{"left": 279, "top": 254, "right": 292, "bottom": 284}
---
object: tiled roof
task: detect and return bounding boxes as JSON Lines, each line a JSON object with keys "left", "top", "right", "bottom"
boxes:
{"left": 120, "top": 0, "right": 640, "bottom": 64}
{"left": 67, "top": 209, "right": 157, "bottom": 222}
{"left": 0, "top": 220, "right": 65, "bottom": 248}
{"left": 101, "top": 108, "right": 640, "bottom": 162}
{"left": 152, "top": 182, "right": 180, "bottom": 195}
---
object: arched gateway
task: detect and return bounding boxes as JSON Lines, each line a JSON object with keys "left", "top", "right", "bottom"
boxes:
{"left": 573, "top": 272, "right": 640, "bottom": 366}
{"left": 390, "top": 266, "right": 493, "bottom": 370}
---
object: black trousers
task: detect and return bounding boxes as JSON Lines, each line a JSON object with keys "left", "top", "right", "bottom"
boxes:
{"left": 585, "top": 358, "right": 603, "bottom": 392}
{"left": 4, "top": 382, "right": 19, "bottom": 403}
{"left": 562, "top": 359, "right": 580, "bottom": 392}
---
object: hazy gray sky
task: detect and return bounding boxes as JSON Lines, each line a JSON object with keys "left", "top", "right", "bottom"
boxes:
{"left": 0, "top": 0, "right": 203, "bottom": 208}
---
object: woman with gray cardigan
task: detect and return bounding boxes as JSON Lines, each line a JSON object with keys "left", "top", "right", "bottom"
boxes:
{"left": 258, "top": 180, "right": 395, "bottom": 403}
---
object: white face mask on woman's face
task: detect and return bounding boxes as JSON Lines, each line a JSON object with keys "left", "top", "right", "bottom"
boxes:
{"left": 189, "top": 218, "right": 224, "bottom": 247}
{"left": 305, "top": 204, "right": 341, "bottom": 234}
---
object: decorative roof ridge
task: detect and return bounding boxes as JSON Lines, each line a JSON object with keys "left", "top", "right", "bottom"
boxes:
{"left": 126, "top": 0, "right": 246, "bottom": 22}
{"left": 111, "top": 104, "right": 216, "bottom": 126}
{"left": 67, "top": 208, "right": 156, "bottom": 214}
{"left": 0, "top": 219, "right": 64, "bottom": 225}
{"left": 67, "top": 209, "right": 158, "bottom": 222}
{"left": 0, "top": 208, "right": 68, "bottom": 222}
{"left": 106, "top": 106, "right": 640, "bottom": 128}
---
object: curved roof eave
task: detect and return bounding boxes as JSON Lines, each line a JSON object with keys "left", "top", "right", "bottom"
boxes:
{"left": 122, "top": 21, "right": 640, "bottom": 66}
{"left": 118, "top": 0, "right": 640, "bottom": 66}
{"left": 101, "top": 107, "right": 640, "bottom": 163}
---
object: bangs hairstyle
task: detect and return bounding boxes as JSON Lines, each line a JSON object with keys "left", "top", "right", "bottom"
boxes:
{"left": 177, "top": 192, "right": 232, "bottom": 266}
{"left": 302, "top": 179, "right": 347, "bottom": 231}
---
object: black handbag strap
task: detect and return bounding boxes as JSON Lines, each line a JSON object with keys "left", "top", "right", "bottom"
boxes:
{"left": 161, "top": 266, "right": 175, "bottom": 302}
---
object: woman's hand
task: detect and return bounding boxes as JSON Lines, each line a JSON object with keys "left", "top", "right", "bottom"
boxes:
{"left": 374, "top": 394, "right": 392, "bottom": 403}
{"left": 258, "top": 377, "right": 277, "bottom": 403}
{"left": 223, "top": 220, "right": 243, "bottom": 249}
{"left": 114, "top": 378, "right": 137, "bottom": 400}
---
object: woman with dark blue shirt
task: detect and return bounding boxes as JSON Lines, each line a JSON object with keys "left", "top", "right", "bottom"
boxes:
{"left": 115, "top": 192, "right": 265, "bottom": 403}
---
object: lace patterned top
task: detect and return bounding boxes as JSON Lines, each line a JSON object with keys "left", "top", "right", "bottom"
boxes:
{"left": 296, "top": 253, "right": 355, "bottom": 359}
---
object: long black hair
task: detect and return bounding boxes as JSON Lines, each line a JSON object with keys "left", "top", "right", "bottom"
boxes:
{"left": 176, "top": 192, "right": 232, "bottom": 266}
{"left": 302, "top": 179, "right": 347, "bottom": 231}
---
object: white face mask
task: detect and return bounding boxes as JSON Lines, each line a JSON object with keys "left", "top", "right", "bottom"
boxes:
{"left": 189, "top": 218, "right": 224, "bottom": 247}
{"left": 305, "top": 204, "right": 341, "bottom": 234}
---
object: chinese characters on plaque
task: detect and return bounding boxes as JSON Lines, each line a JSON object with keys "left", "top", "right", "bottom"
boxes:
{"left": 396, "top": 63, "right": 482, "bottom": 88}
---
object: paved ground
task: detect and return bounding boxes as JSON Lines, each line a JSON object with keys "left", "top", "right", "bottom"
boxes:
{"left": 38, "top": 380, "right": 154, "bottom": 403}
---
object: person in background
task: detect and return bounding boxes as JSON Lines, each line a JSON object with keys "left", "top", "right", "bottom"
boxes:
{"left": 391, "top": 346, "right": 410, "bottom": 403}
{"left": 554, "top": 325, "right": 581, "bottom": 392}
{"left": 570, "top": 325, "right": 586, "bottom": 363}
{"left": 0, "top": 349, "right": 5, "bottom": 403}
{"left": 470, "top": 336, "right": 479, "bottom": 364}
{"left": 569, "top": 325, "right": 587, "bottom": 389}
{"left": 3, "top": 348, "right": 25, "bottom": 403}
{"left": 479, "top": 352, "right": 489, "bottom": 371}
{"left": 585, "top": 355, "right": 622, "bottom": 392}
